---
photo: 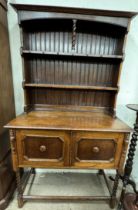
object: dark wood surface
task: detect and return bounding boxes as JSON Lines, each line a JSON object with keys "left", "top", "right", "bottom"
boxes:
{"left": 22, "top": 50, "right": 124, "bottom": 59}
{"left": 5, "top": 110, "right": 132, "bottom": 132}
{"left": 0, "top": 0, "right": 7, "bottom": 10}
{"left": 7, "top": 4, "right": 134, "bottom": 208}
{"left": 0, "top": 0, "right": 15, "bottom": 135}
{"left": 123, "top": 193, "right": 138, "bottom": 210}
{"left": 71, "top": 131, "right": 125, "bottom": 169}
{"left": 18, "top": 12, "right": 128, "bottom": 115}
{"left": 16, "top": 129, "right": 70, "bottom": 168}
{"left": 24, "top": 83, "right": 118, "bottom": 91}
{"left": 9, "top": 128, "right": 126, "bottom": 171}
{"left": 0, "top": 1, "right": 15, "bottom": 209}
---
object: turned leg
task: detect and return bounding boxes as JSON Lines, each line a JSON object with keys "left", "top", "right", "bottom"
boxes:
{"left": 98, "top": 169, "right": 103, "bottom": 175}
{"left": 135, "top": 193, "right": 138, "bottom": 207}
{"left": 110, "top": 171, "right": 120, "bottom": 209}
{"left": 16, "top": 169, "right": 24, "bottom": 208}
{"left": 32, "top": 168, "right": 36, "bottom": 175}
{"left": 118, "top": 116, "right": 138, "bottom": 210}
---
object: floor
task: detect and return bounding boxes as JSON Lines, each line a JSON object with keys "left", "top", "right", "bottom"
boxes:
{"left": 7, "top": 171, "right": 122, "bottom": 210}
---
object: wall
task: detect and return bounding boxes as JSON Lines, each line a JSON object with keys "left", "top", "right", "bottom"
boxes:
{"left": 8, "top": 0, "right": 138, "bottom": 181}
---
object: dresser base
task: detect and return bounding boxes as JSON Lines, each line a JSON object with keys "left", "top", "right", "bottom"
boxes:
{"left": 16, "top": 168, "right": 118, "bottom": 209}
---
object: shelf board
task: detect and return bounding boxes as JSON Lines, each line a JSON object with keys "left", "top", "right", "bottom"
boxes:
{"left": 22, "top": 50, "right": 123, "bottom": 60}
{"left": 24, "top": 83, "right": 118, "bottom": 91}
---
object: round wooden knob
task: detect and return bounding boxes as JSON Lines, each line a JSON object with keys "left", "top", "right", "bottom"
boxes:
{"left": 39, "top": 145, "right": 46, "bottom": 152}
{"left": 92, "top": 146, "right": 100, "bottom": 153}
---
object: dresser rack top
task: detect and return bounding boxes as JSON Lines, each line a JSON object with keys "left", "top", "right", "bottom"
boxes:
{"left": 10, "top": 3, "right": 137, "bottom": 18}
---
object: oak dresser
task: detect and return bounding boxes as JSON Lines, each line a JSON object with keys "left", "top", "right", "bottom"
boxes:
{"left": 5, "top": 3, "right": 136, "bottom": 208}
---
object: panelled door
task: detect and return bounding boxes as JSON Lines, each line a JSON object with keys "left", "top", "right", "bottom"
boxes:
{"left": 71, "top": 131, "right": 124, "bottom": 169}
{"left": 16, "top": 130, "right": 70, "bottom": 168}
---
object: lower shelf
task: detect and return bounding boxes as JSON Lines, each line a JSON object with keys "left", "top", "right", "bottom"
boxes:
{"left": 15, "top": 168, "right": 118, "bottom": 208}
{"left": 23, "top": 195, "right": 110, "bottom": 201}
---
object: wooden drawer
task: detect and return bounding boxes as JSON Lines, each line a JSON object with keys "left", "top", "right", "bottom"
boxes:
{"left": 71, "top": 131, "right": 125, "bottom": 169}
{"left": 16, "top": 130, "right": 70, "bottom": 167}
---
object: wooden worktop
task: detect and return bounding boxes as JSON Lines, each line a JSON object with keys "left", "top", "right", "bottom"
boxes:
{"left": 5, "top": 110, "right": 132, "bottom": 132}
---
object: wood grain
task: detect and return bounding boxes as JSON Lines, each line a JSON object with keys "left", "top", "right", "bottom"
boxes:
{"left": 16, "top": 129, "right": 70, "bottom": 167}
{"left": 20, "top": 18, "right": 125, "bottom": 112}
{"left": 11, "top": 3, "right": 137, "bottom": 18}
{"left": 5, "top": 110, "right": 132, "bottom": 133}
{"left": 0, "top": 2, "right": 16, "bottom": 209}
{"left": 6, "top": 5, "right": 134, "bottom": 208}
{"left": 71, "top": 131, "right": 124, "bottom": 168}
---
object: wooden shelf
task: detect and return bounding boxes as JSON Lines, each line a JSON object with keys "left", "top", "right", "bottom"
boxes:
{"left": 22, "top": 50, "right": 123, "bottom": 60}
{"left": 24, "top": 83, "right": 118, "bottom": 91}
{"left": 19, "top": 12, "right": 127, "bottom": 113}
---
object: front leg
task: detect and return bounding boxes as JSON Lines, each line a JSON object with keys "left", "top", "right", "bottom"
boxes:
{"left": 16, "top": 169, "right": 24, "bottom": 208}
{"left": 110, "top": 171, "right": 120, "bottom": 209}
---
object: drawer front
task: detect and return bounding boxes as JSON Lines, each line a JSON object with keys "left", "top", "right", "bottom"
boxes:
{"left": 71, "top": 131, "right": 124, "bottom": 169}
{"left": 16, "top": 130, "right": 70, "bottom": 167}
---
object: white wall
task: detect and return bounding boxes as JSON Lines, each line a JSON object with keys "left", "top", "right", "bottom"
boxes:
{"left": 8, "top": 0, "right": 138, "bottom": 181}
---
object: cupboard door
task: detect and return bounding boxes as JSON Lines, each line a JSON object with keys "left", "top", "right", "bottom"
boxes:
{"left": 16, "top": 130, "right": 70, "bottom": 168}
{"left": 71, "top": 131, "right": 124, "bottom": 169}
